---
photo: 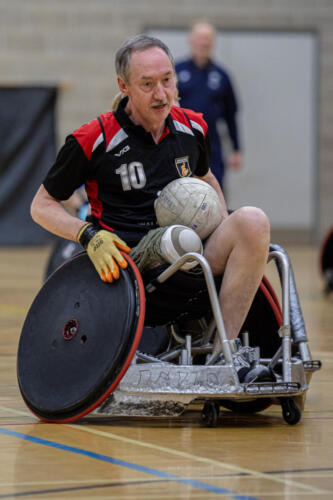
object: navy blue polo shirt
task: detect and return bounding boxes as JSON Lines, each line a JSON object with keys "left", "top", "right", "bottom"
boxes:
{"left": 176, "top": 58, "right": 240, "bottom": 183}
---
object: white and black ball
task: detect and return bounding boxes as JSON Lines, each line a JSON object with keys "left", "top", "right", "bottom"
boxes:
{"left": 160, "top": 225, "right": 203, "bottom": 271}
{"left": 155, "top": 177, "right": 223, "bottom": 239}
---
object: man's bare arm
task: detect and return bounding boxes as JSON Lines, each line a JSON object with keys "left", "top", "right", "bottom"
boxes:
{"left": 31, "top": 185, "right": 86, "bottom": 241}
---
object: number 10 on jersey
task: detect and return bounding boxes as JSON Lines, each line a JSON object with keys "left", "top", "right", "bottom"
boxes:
{"left": 115, "top": 162, "right": 146, "bottom": 191}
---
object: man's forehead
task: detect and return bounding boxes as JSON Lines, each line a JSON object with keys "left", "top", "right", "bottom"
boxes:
{"left": 129, "top": 47, "right": 173, "bottom": 77}
{"left": 192, "top": 22, "right": 215, "bottom": 37}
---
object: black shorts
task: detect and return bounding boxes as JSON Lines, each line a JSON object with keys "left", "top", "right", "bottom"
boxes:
{"left": 110, "top": 228, "right": 151, "bottom": 248}
{"left": 115, "top": 228, "right": 222, "bottom": 326}
{"left": 142, "top": 264, "right": 222, "bottom": 326}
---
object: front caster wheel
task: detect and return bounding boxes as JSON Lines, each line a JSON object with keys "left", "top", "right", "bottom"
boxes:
{"left": 202, "top": 402, "right": 219, "bottom": 427}
{"left": 281, "top": 398, "right": 302, "bottom": 425}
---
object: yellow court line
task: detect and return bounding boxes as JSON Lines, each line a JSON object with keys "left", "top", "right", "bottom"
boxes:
{"left": 0, "top": 405, "right": 330, "bottom": 495}
{"left": 0, "top": 304, "right": 27, "bottom": 315}
{"left": 0, "top": 406, "right": 33, "bottom": 417}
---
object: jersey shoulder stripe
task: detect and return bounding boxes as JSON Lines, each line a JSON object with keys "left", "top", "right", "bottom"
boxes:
{"left": 180, "top": 107, "right": 208, "bottom": 136}
{"left": 99, "top": 112, "right": 128, "bottom": 153}
{"left": 170, "top": 106, "right": 208, "bottom": 137}
{"left": 72, "top": 112, "right": 128, "bottom": 160}
{"left": 173, "top": 120, "right": 194, "bottom": 136}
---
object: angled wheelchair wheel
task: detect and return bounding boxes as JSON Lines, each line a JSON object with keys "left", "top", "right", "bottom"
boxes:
{"left": 17, "top": 252, "right": 145, "bottom": 423}
{"left": 240, "top": 278, "right": 282, "bottom": 358}
{"left": 219, "top": 398, "right": 272, "bottom": 414}
{"left": 320, "top": 227, "right": 333, "bottom": 293}
{"left": 202, "top": 402, "right": 220, "bottom": 427}
{"left": 44, "top": 237, "right": 82, "bottom": 280}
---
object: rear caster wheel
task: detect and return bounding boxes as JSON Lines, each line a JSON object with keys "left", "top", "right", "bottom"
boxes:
{"left": 281, "top": 398, "right": 302, "bottom": 425}
{"left": 202, "top": 402, "right": 219, "bottom": 427}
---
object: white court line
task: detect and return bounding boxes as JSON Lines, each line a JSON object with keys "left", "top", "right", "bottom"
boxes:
{"left": 0, "top": 405, "right": 331, "bottom": 495}
{"left": 0, "top": 493, "right": 223, "bottom": 500}
{"left": 0, "top": 478, "right": 155, "bottom": 487}
{"left": 4, "top": 473, "right": 332, "bottom": 489}
{"left": 1, "top": 472, "right": 332, "bottom": 489}
{"left": 11, "top": 492, "right": 333, "bottom": 500}
{"left": 3, "top": 472, "right": 331, "bottom": 487}
{"left": 66, "top": 424, "right": 331, "bottom": 495}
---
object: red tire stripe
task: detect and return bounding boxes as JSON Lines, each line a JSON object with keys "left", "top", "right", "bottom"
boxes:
{"left": 262, "top": 275, "right": 282, "bottom": 317}
{"left": 259, "top": 280, "right": 282, "bottom": 327}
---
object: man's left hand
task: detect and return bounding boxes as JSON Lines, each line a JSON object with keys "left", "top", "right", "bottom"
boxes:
{"left": 228, "top": 151, "right": 243, "bottom": 170}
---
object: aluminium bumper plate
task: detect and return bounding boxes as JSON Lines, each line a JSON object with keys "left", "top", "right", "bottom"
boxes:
{"left": 94, "top": 360, "right": 308, "bottom": 417}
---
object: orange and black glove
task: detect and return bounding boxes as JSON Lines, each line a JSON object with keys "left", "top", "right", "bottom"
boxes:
{"left": 77, "top": 223, "right": 130, "bottom": 283}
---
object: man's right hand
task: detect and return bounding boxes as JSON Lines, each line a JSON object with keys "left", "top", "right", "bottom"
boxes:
{"left": 77, "top": 224, "right": 130, "bottom": 283}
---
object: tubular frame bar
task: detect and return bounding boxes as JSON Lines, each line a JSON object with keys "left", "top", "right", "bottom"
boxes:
{"left": 147, "top": 253, "right": 234, "bottom": 365}
{"left": 268, "top": 251, "right": 292, "bottom": 382}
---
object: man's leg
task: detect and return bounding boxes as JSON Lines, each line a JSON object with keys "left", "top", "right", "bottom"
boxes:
{"left": 203, "top": 206, "right": 270, "bottom": 354}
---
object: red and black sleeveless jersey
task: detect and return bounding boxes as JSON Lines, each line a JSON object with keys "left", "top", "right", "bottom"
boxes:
{"left": 43, "top": 98, "right": 210, "bottom": 239}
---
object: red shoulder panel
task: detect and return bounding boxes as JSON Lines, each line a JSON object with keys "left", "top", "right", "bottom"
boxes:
{"left": 98, "top": 112, "right": 122, "bottom": 149}
{"left": 72, "top": 119, "right": 102, "bottom": 160}
{"left": 72, "top": 112, "right": 122, "bottom": 160}
{"left": 170, "top": 106, "right": 208, "bottom": 136}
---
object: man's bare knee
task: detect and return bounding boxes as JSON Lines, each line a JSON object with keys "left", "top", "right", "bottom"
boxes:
{"left": 233, "top": 206, "right": 270, "bottom": 249}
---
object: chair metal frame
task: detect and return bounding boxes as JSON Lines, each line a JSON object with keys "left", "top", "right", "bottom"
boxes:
{"left": 95, "top": 245, "right": 321, "bottom": 426}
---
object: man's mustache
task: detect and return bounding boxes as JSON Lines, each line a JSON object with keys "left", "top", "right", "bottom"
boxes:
{"left": 151, "top": 100, "right": 168, "bottom": 107}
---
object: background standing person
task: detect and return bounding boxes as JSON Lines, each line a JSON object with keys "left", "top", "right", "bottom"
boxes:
{"left": 176, "top": 20, "right": 243, "bottom": 188}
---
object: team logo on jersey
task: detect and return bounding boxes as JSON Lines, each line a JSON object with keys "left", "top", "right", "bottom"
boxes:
{"left": 175, "top": 156, "right": 192, "bottom": 177}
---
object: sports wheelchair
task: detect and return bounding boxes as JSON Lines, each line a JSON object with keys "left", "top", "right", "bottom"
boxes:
{"left": 17, "top": 243, "right": 321, "bottom": 426}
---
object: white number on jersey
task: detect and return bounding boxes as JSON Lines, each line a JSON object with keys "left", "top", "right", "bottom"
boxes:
{"left": 115, "top": 162, "right": 147, "bottom": 191}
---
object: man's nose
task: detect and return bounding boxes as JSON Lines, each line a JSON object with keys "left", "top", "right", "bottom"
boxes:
{"left": 153, "top": 82, "right": 167, "bottom": 100}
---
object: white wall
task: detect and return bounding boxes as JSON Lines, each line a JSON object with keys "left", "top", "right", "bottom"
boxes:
{"left": 148, "top": 29, "right": 318, "bottom": 233}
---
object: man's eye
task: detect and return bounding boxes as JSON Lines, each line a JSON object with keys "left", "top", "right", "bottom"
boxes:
{"left": 164, "top": 77, "right": 174, "bottom": 86}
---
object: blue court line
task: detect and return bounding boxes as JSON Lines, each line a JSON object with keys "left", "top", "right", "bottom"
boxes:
{"left": 0, "top": 427, "right": 259, "bottom": 500}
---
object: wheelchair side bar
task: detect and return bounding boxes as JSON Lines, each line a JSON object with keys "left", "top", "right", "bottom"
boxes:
{"left": 146, "top": 252, "right": 234, "bottom": 365}
{"left": 268, "top": 250, "right": 292, "bottom": 382}
{"left": 270, "top": 243, "right": 313, "bottom": 363}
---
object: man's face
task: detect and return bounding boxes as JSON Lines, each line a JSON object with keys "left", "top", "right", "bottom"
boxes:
{"left": 190, "top": 24, "right": 215, "bottom": 63}
{"left": 118, "top": 47, "right": 176, "bottom": 130}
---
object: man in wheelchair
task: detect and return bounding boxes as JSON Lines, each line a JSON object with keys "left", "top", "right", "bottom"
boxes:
{"left": 31, "top": 34, "right": 271, "bottom": 384}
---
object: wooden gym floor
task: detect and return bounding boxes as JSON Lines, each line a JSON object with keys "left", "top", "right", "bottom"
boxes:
{"left": 0, "top": 244, "right": 332, "bottom": 499}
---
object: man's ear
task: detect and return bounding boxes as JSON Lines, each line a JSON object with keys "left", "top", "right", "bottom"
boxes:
{"left": 117, "top": 76, "right": 129, "bottom": 96}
